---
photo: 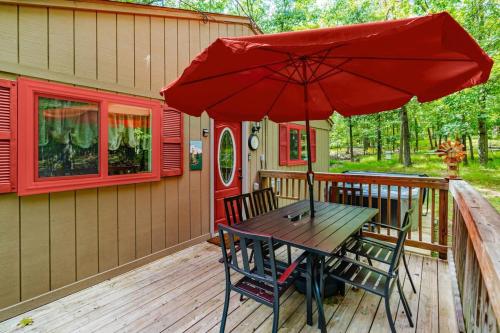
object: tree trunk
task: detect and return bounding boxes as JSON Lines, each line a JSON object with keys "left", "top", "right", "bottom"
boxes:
{"left": 461, "top": 134, "right": 468, "bottom": 165}
{"left": 348, "top": 117, "right": 354, "bottom": 161}
{"left": 392, "top": 124, "right": 395, "bottom": 152}
{"left": 468, "top": 134, "right": 475, "bottom": 160}
{"left": 478, "top": 115, "right": 488, "bottom": 165}
{"left": 414, "top": 117, "right": 419, "bottom": 152}
{"left": 400, "top": 106, "right": 412, "bottom": 166}
{"left": 427, "top": 128, "right": 434, "bottom": 150}
{"left": 377, "top": 114, "right": 382, "bottom": 161}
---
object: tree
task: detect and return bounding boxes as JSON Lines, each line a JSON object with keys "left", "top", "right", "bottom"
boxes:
{"left": 399, "top": 106, "right": 412, "bottom": 167}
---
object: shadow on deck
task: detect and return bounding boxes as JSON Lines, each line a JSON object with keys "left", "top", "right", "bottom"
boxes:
{"left": 0, "top": 242, "right": 457, "bottom": 333}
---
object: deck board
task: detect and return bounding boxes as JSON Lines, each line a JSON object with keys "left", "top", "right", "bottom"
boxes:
{"left": 0, "top": 242, "right": 456, "bottom": 333}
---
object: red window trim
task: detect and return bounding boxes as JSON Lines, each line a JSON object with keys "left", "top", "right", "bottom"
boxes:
{"left": 279, "top": 123, "right": 316, "bottom": 167}
{"left": 17, "top": 78, "right": 161, "bottom": 196}
{"left": 0, "top": 79, "right": 17, "bottom": 193}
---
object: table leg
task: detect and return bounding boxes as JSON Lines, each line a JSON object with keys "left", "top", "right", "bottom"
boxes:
{"left": 313, "top": 255, "right": 327, "bottom": 333}
{"left": 306, "top": 254, "right": 313, "bottom": 326}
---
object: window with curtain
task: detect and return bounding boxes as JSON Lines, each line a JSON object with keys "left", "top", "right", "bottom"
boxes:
{"left": 38, "top": 97, "right": 99, "bottom": 178}
{"left": 108, "top": 104, "right": 151, "bottom": 176}
{"left": 18, "top": 78, "right": 161, "bottom": 196}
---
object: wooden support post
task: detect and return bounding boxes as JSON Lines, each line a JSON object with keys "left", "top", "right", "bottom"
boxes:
{"left": 438, "top": 189, "right": 449, "bottom": 260}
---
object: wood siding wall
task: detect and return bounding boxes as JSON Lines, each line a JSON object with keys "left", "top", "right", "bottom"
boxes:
{"left": 0, "top": 1, "right": 253, "bottom": 318}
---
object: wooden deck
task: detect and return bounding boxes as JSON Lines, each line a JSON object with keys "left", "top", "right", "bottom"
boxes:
{"left": 0, "top": 242, "right": 458, "bottom": 333}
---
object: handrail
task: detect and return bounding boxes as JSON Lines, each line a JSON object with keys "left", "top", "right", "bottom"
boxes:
{"left": 450, "top": 180, "right": 500, "bottom": 329}
{"left": 260, "top": 170, "right": 449, "bottom": 190}
{"left": 259, "top": 170, "right": 450, "bottom": 258}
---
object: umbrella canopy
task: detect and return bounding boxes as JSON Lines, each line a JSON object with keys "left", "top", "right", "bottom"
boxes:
{"left": 161, "top": 11, "right": 492, "bottom": 217}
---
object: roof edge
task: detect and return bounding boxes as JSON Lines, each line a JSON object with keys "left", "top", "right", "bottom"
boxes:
{"left": 0, "top": 0, "right": 257, "bottom": 29}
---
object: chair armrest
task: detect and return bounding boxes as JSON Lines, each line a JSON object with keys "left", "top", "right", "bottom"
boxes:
{"left": 354, "top": 236, "right": 395, "bottom": 250}
{"left": 327, "top": 254, "right": 391, "bottom": 278}
{"left": 364, "top": 221, "right": 402, "bottom": 232}
{"left": 278, "top": 251, "right": 308, "bottom": 285}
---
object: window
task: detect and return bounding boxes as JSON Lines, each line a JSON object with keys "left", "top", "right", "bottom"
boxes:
{"left": 37, "top": 97, "right": 99, "bottom": 178}
{"left": 18, "top": 78, "right": 161, "bottom": 195}
{"left": 279, "top": 123, "right": 316, "bottom": 166}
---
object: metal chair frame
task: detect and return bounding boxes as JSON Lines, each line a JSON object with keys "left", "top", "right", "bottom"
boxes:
{"left": 345, "top": 208, "right": 417, "bottom": 293}
{"left": 326, "top": 209, "right": 415, "bottom": 333}
{"left": 218, "top": 225, "right": 307, "bottom": 333}
{"left": 252, "top": 187, "right": 278, "bottom": 215}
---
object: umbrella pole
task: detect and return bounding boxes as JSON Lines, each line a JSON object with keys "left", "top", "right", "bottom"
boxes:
{"left": 303, "top": 78, "right": 315, "bottom": 218}
{"left": 305, "top": 117, "right": 315, "bottom": 218}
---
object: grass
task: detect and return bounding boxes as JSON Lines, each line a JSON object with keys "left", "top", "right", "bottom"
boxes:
{"left": 329, "top": 150, "right": 500, "bottom": 211}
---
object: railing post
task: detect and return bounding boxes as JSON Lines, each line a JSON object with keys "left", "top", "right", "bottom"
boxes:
{"left": 438, "top": 189, "right": 449, "bottom": 260}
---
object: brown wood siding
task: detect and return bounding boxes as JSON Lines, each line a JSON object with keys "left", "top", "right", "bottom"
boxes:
{"left": 0, "top": 2, "right": 253, "bottom": 317}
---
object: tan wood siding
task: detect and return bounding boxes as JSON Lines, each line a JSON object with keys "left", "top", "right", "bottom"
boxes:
{"left": 48, "top": 8, "right": 74, "bottom": 75}
{"left": 75, "top": 189, "right": 99, "bottom": 280}
{"left": 49, "top": 191, "right": 76, "bottom": 289}
{"left": 0, "top": 194, "right": 20, "bottom": 308}
{"left": 98, "top": 186, "right": 119, "bottom": 271}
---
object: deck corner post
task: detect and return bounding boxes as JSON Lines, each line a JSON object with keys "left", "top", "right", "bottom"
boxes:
{"left": 438, "top": 188, "right": 449, "bottom": 260}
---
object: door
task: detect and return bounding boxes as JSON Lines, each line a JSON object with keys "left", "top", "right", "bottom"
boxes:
{"left": 214, "top": 121, "right": 242, "bottom": 230}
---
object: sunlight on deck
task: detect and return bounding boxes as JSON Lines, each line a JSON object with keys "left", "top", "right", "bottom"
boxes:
{"left": 0, "top": 242, "right": 457, "bottom": 333}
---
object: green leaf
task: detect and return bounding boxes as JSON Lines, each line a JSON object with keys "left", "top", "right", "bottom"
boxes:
{"left": 17, "top": 317, "right": 34, "bottom": 327}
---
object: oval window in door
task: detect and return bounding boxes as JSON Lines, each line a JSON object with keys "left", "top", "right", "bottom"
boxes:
{"left": 218, "top": 128, "right": 235, "bottom": 186}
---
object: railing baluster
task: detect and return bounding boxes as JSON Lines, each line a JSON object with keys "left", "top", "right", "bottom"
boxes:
{"left": 397, "top": 186, "right": 401, "bottom": 229}
{"left": 418, "top": 187, "right": 423, "bottom": 241}
{"left": 408, "top": 187, "right": 413, "bottom": 239}
{"left": 377, "top": 184, "right": 382, "bottom": 233}
{"left": 431, "top": 188, "right": 436, "bottom": 244}
{"left": 387, "top": 185, "right": 391, "bottom": 235}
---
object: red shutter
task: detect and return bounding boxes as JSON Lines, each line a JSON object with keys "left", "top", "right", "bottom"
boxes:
{"left": 311, "top": 128, "right": 317, "bottom": 163}
{"left": 279, "top": 124, "right": 288, "bottom": 166}
{"left": 161, "top": 106, "right": 183, "bottom": 176}
{"left": 0, "top": 80, "right": 16, "bottom": 193}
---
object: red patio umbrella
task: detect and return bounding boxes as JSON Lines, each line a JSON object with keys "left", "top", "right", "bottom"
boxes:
{"left": 161, "top": 12, "right": 492, "bottom": 217}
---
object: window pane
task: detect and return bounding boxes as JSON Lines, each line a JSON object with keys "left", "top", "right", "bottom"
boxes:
{"left": 301, "top": 130, "right": 308, "bottom": 161}
{"left": 38, "top": 97, "right": 99, "bottom": 178}
{"left": 108, "top": 103, "right": 152, "bottom": 175}
{"left": 289, "top": 129, "right": 299, "bottom": 160}
{"left": 218, "top": 129, "right": 235, "bottom": 185}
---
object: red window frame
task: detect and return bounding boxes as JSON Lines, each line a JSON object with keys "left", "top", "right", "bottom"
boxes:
{"left": 279, "top": 123, "right": 316, "bottom": 166}
{"left": 18, "top": 78, "right": 161, "bottom": 195}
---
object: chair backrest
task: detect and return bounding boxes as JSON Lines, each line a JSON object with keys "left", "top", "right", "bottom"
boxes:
{"left": 224, "top": 193, "right": 255, "bottom": 226}
{"left": 218, "top": 224, "right": 278, "bottom": 286}
{"left": 388, "top": 208, "right": 414, "bottom": 276}
{"left": 253, "top": 188, "right": 278, "bottom": 215}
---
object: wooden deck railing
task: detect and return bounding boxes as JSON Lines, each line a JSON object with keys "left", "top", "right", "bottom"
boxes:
{"left": 259, "top": 170, "right": 450, "bottom": 259}
{"left": 450, "top": 180, "right": 500, "bottom": 332}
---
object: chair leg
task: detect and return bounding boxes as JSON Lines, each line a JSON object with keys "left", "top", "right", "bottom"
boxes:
{"left": 272, "top": 299, "right": 280, "bottom": 333}
{"left": 384, "top": 293, "right": 396, "bottom": 333}
{"left": 249, "top": 249, "right": 254, "bottom": 263}
{"left": 220, "top": 287, "right": 231, "bottom": 333}
{"left": 403, "top": 253, "right": 417, "bottom": 293}
{"left": 397, "top": 278, "right": 414, "bottom": 327}
{"left": 287, "top": 245, "right": 292, "bottom": 265}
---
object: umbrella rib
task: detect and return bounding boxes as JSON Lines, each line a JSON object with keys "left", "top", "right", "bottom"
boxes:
{"left": 308, "top": 58, "right": 352, "bottom": 83}
{"left": 312, "top": 55, "right": 475, "bottom": 62}
{"left": 308, "top": 57, "right": 414, "bottom": 96}
{"left": 204, "top": 61, "right": 294, "bottom": 111}
{"left": 264, "top": 65, "right": 303, "bottom": 85}
{"left": 264, "top": 66, "right": 300, "bottom": 118}
{"left": 177, "top": 59, "right": 291, "bottom": 87}
{"left": 338, "top": 67, "right": 414, "bottom": 96}
{"left": 305, "top": 61, "right": 339, "bottom": 113}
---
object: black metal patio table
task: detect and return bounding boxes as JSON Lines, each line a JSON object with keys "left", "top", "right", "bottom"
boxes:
{"left": 232, "top": 200, "right": 379, "bottom": 332}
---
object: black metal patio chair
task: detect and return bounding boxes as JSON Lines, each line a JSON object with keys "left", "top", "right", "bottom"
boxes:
{"left": 252, "top": 187, "right": 278, "bottom": 215}
{"left": 325, "top": 209, "right": 415, "bottom": 333}
{"left": 222, "top": 192, "right": 290, "bottom": 264}
{"left": 224, "top": 192, "right": 256, "bottom": 226}
{"left": 218, "top": 225, "right": 308, "bottom": 333}
{"left": 342, "top": 208, "right": 417, "bottom": 294}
